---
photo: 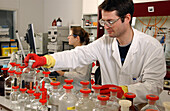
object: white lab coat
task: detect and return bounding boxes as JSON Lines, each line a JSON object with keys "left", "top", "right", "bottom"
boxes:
{"left": 51, "top": 28, "right": 166, "bottom": 104}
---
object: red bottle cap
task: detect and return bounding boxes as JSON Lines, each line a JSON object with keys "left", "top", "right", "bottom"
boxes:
{"left": 15, "top": 64, "right": 20, "bottom": 66}
{"left": 80, "top": 80, "right": 89, "bottom": 85}
{"left": 8, "top": 70, "right": 15, "bottom": 73}
{"left": 146, "top": 109, "right": 158, "bottom": 111}
{"left": 1, "top": 68, "right": 9, "bottom": 70}
{"left": 146, "top": 94, "right": 159, "bottom": 100}
{"left": 109, "top": 87, "right": 119, "bottom": 92}
{"left": 10, "top": 62, "right": 16, "bottom": 66}
{"left": 43, "top": 71, "right": 50, "bottom": 74}
{"left": 63, "top": 84, "right": 73, "bottom": 89}
{"left": 64, "top": 79, "right": 73, "bottom": 83}
{"left": 34, "top": 93, "right": 41, "bottom": 97}
{"left": 97, "top": 95, "right": 109, "bottom": 101}
{"left": 15, "top": 71, "right": 22, "bottom": 74}
{"left": 20, "top": 88, "right": 27, "bottom": 92}
{"left": 39, "top": 99, "right": 47, "bottom": 103}
{"left": 33, "top": 86, "right": 40, "bottom": 89}
{"left": 80, "top": 88, "right": 91, "bottom": 93}
{"left": 92, "top": 85, "right": 102, "bottom": 89}
{"left": 19, "top": 65, "right": 26, "bottom": 68}
{"left": 124, "top": 92, "right": 136, "bottom": 98}
{"left": 50, "top": 81, "right": 60, "bottom": 86}
{"left": 36, "top": 70, "right": 40, "bottom": 73}
{"left": 12, "top": 86, "right": 19, "bottom": 89}
{"left": 27, "top": 89, "right": 35, "bottom": 94}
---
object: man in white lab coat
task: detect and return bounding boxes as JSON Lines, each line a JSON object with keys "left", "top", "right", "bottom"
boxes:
{"left": 24, "top": 0, "right": 166, "bottom": 105}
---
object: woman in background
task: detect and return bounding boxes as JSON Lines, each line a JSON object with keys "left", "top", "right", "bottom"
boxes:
{"left": 56, "top": 26, "right": 92, "bottom": 91}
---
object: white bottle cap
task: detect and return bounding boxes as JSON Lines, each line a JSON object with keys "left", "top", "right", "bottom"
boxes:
{"left": 119, "top": 100, "right": 132, "bottom": 111}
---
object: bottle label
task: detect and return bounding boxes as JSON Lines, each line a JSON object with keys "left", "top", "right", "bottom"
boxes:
{"left": 57, "top": 22, "right": 62, "bottom": 27}
{"left": 67, "top": 106, "right": 75, "bottom": 110}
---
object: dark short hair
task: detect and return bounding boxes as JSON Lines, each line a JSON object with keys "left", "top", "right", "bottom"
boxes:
{"left": 99, "top": 0, "right": 134, "bottom": 25}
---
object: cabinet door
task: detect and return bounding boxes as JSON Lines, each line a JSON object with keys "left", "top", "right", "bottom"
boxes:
{"left": 82, "top": 0, "right": 98, "bottom": 14}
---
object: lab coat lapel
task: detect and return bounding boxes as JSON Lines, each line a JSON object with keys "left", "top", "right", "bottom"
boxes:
{"left": 112, "top": 38, "right": 122, "bottom": 68}
{"left": 122, "top": 30, "right": 138, "bottom": 70}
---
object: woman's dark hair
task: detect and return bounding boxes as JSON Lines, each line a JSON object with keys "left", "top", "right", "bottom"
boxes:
{"left": 71, "top": 27, "right": 90, "bottom": 45}
{"left": 99, "top": 0, "right": 134, "bottom": 25}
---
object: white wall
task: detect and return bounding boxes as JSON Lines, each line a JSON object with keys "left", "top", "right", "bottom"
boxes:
{"left": 44, "top": 0, "right": 82, "bottom": 32}
{"left": 0, "top": 0, "right": 44, "bottom": 37}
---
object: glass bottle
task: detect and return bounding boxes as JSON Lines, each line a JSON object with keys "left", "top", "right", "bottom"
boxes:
{"left": 15, "top": 63, "right": 21, "bottom": 72}
{"left": 0, "top": 66, "right": 5, "bottom": 96}
{"left": 31, "top": 81, "right": 41, "bottom": 111}
{"left": 38, "top": 91, "right": 48, "bottom": 111}
{"left": 91, "top": 85, "right": 102, "bottom": 107}
{"left": 49, "top": 81, "right": 61, "bottom": 111}
{"left": 124, "top": 92, "right": 138, "bottom": 111}
{"left": 10, "top": 78, "right": 20, "bottom": 110}
{"left": 119, "top": 100, "right": 132, "bottom": 111}
{"left": 163, "top": 102, "right": 170, "bottom": 111}
{"left": 58, "top": 79, "right": 74, "bottom": 95}
{"left": 8, "top": 62, "right": 16, "bottom": 72}
{"left": 57, "top": 17, "right": 62, "bottom": 27}
{"left": 140, "top": 94, "right": 160, "bottom": 111}
{"left": 80, "top": 80, "right": 90, "bottom": 88}
{"left": 40, "top": 71, "right": 52, "bottom": 96}
{"left": 4, "top": 70, "right": 15, "bottom": 99}
{"left": 52, "top": 19, "right": 57, "bottom": 26}
{"left": 15, "top": 71, "right": 22, "bottom": 88}
{"left": 2, "top": 67, "right": 9, "bottom": 78}
{"left": 23, "top": 60, "right": 36, "bottom": 90}
{"left": 36, "top": 70, "right": 43, "bottom": 82}
{"left": 75, "top": 88, "right": 94, "bottom": 111}
{"left": 58, "top": 84, "right": 78, "bottom": 111}
{"left": 93, "top": 95, "right": 110, "bottom": 111}
{"left": 26, "top": 88, "right": 35, "bottom": 110}
{"left": 17, "top": 80, "right": 29, "bottom": 111}
{"left": 107, "top": 87, "right": 120, "bottom": 111}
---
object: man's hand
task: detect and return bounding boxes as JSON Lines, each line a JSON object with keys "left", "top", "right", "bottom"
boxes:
{"left": 56, "top": 71, "right": 65, "bottom": 76}
{"left": 24, "top": 53, "right": 46, "bottom": 68}
{"left": 100, "top": 84, "right": 124, "bottom": 98}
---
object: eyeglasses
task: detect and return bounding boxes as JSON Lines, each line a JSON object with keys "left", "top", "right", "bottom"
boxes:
{"left": 69, "top": 34, "right": 77, "bottom": 37}
{"left": 99, "top": 17, "right": 121, "bottom": 27}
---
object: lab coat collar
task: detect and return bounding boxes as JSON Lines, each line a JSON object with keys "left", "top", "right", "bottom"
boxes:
{"left": 111, "top": 28, "right": 138, "bottom": 69}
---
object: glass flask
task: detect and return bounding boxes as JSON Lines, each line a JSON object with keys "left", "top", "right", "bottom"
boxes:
{"left": 124, "top": 92, "right": 138, "bottom": 111}
{"left": 14, "top": 63, "right": 21, "bottom": 72}
{"left": 23, "top": 60, "right": 36, "bottom": 90}
{"left": 40, "top": 71, "right": 52, "bottom": 96}
{"left": 4, "top": 70, "right": 15, "bottom": 99}
{"left": 58, "top": 84, "right": 78, "bottom": 111}
{"left": 91, "top": 85, "right": 102, "bottom": 107}
{"left": 15, "top": 71, "right": 22, "bottom": 88}
{"left": 107, "top": 87, "right": 120, "bottom": 111}
{"left": 10, "top": 78, "right": 20, "bottom": 110}
{"left": 119, "top": 100, "right": 132, "bottom": 111}
{"left": 31, "top": 81, "right": 41, "bottom": 111}
{"left": 80, "top": 80, "right": 90, "bottom": 88}
{"left": 0, "top": 65, "right": 5, "bottom": 96}
{"left": 17, "top": 80, "right": 29, "bottom": 111}
{"left": 49, "top": 81, "right": 61, "bottom": 111}
{"left": 140, "top": 94, "right": 160, "bottom": 111}
{"left": 163, "top": 102, "right": 170, "bottom": 111}
{"left": 38, "top": 91, "right": 48, "bottom": 111}
{"left": 93, "top": 95, "right": 110, "bottom": 111}
{"left": 26, "top": 88, "right": 35, "bottom": 110}
{"left": 75, "top": 88, "right": 94, "bottom": 111}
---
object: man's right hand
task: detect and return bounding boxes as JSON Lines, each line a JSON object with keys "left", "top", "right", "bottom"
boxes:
{"left": 24, "top": 53, "right": 47, "bottom": 68}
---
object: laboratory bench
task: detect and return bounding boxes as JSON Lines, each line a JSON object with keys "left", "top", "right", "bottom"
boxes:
{"left": 0, "top": 96, "right": 13, "bottom": 111}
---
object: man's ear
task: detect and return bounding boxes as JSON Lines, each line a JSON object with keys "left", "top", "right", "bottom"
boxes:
{"left": 124, "top": 13, "right": 131, "bottom": 24}
{"left": 77, "top": 36, "right": 80, "bottom": 42}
